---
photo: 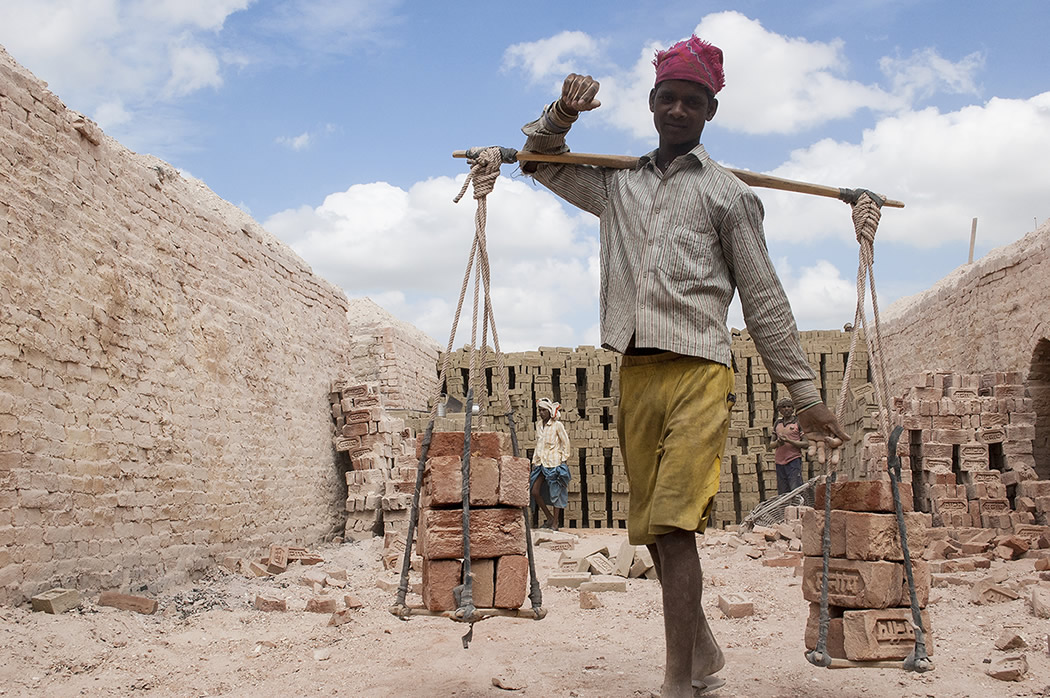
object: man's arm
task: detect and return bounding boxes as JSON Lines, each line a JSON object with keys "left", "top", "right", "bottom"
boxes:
{"left": 521, "top": 74, "right": 612, "bottom": 217}
{"left": 719, "top": 192, "right": 849, "bottom": 449}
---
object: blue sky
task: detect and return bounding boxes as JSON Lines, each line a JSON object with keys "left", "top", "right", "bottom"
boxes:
{"left": 2, "top": 1, "right": 1048, "bottom": 351}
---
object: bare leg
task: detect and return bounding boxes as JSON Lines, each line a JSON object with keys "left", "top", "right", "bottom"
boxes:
{"left": 647, "top": 536, "right": 725, "bottom": 692}
{"left": 530, "top": 474, "right": 554, "bottom": 526}
{"left": 552, "top": 506, "right": 563, "bottom": 530}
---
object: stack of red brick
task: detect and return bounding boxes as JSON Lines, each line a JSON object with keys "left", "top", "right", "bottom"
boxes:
{"left": 840, "top": 371, "right": 1050, "bottom": 534}
{"left": 329, "top": 382, "right": 420, "bottom": 539}
{"left": 416, "top": 431, "right": 532, "bottom": 611}
{"left": 801, "top": 481, "right": 934, "bottom": 661}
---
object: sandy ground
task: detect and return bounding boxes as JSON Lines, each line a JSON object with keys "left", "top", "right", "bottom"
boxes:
{"left": 1, "top": 529, "right": 1049, "bottom": 698}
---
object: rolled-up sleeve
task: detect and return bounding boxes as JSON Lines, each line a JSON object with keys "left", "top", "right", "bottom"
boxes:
{"left": 522, "top": 106, "right": 612, "bottom": 218}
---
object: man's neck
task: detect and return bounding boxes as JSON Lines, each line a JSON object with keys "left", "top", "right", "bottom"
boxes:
{"left": 656, "top": 140, "right": 699, "bottom": 171}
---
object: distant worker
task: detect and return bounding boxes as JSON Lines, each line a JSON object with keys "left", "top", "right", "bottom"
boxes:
{"left": 530, "top": 397, "right": 571, "bottom": 530}
{"left": 771, "top": 397, "right": 808, "bottom": 495}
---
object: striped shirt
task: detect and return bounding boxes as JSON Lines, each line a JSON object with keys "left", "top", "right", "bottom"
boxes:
{"left": 522, "top": 106, "right": 819, "bottom": 405}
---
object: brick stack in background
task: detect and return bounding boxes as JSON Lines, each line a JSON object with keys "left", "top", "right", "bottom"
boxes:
{"left": 801, "top": 480, "right": 934, "bottom": 661}
{"left": 836, "top": 370, "right": 1050, "bottom": 537}
{"left": 329, "top": 382, "right": 419, "bottom": 539}
{"left": 416, "top": 431, "right": 531, "bottom": 612}
{"left": 406, "top": 330, "right": 870, "bottom": 531}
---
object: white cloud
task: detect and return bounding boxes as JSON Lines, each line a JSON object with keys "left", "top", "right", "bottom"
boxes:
{"left": 164, "top": 41, "right": 223, "bottom": 96}
{"left": 93, "top": 99, "right": 132, "bottom": 130}
{"left": 137, "top": 0, "right": 253, "bottom": 31}
{"left": 504, "top": 12, "right": 987, "bottom": 140}
{"left": 880, "top": 47, "right": 983, "bottom": 102}
{"left": 263, "top": 175, "right": 600, "bottom": 352}
{"left": 0, "top": 0, "right": 248, "bottom": 145}
{"left": 276, "top": 131, "right": 313, "bottom": 151}
{"left": 502, "top": 31, "right": 603, "bottom": 84}
{"left": 760, "top": 92, "right": 1050, "bottom": 248}
{"left": 727, "top": 259, "right": 857, "bottom": 332}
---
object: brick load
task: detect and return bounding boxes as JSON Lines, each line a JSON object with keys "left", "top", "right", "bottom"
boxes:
{"left": 417, "top": 432, "right": 529, "bottom": 611}
{"left": 801, "top": 478, "right": 933, "bottom": 661}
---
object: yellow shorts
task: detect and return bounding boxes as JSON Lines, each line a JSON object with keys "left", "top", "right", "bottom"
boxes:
{"left": 617, "top": 352, "right": 734, "bottom": 546}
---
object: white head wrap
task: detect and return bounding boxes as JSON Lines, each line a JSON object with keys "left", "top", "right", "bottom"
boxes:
{"left": 537, "top": 397, "right": 561, "bottom": 421}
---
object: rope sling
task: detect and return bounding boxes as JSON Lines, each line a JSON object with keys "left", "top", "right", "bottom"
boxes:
{"left": 388, "top": 147, "right": 545, "bottom": 649}
{"left": 804, "top": 191, "right": 933, "bottom": 672}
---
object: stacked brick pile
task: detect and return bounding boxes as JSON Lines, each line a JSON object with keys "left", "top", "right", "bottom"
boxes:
{"left": 838, "top": 370, "right": 1050, "bottom": 533}
{"left": 329, "top": 382, "right": 419, "bottom": 540}
{"left": 801, "top": 481, "right": 933, "bottom": 661}
{"left": 417, "top": 431, "right": 532, "bottom": 611}
{"left": 409, "top": 331, "right": 870, "bottom": 530}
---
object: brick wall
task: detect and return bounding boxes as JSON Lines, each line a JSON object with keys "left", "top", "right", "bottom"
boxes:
{"left": 880, "top": 220, "right": 1050, "bottom": 479}
{"left": 0, "top": 46, "right": 353, "bottom": 604}
{"left": 345, "top": 298, "right": 439, "bottom": 412}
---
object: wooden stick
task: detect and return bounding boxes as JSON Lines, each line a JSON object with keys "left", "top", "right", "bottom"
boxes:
{"left": 452, "top": 149, "right": 905, "bottom": 209}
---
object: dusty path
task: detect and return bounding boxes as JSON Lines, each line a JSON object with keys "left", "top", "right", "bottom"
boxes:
{"left": 1, "top": 530, "right": 1048, "bottom": 697}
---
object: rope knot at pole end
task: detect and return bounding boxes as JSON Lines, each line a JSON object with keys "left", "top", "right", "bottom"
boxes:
{"left": 453, "top": 146, "right": 514, "bottom": 203}
{"left": 847, "top": 190, "right": 883, "bottom": 247}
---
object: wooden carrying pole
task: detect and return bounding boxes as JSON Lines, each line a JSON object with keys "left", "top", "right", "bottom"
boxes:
{"left": 452, "top": 149, "right": 905, "bottom": 209}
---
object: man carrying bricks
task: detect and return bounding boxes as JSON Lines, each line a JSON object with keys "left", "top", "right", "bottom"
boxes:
{"left": 772, "top": 397, "right": 809, "bottom": 495}
{"left": 520, "top": 34, "right": 849, "bottom": 698}
{"left": 530, "top": 397, "right": 572, "bottom": 530}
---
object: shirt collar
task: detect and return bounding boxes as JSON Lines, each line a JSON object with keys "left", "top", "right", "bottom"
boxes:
{"left": 637, "top": 143, "right": 710, "bottom": 169}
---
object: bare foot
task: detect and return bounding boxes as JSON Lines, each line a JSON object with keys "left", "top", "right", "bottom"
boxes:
{"left": 692, "top": 612, "right": 725, "bottom": 680}
{"left": 691, "top": 675, "right": 726, "bottom": 694}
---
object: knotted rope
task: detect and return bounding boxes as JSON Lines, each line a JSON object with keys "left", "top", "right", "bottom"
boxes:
{"left": 807, "top": 189, "right": 931, "bottom": 672}
{"left": 392, "top": 147, "right": 544, "bottom": 646}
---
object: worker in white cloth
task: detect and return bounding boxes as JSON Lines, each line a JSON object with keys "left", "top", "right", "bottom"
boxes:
{"left": 530, "top": 397, "right": 572, "bottom": 530}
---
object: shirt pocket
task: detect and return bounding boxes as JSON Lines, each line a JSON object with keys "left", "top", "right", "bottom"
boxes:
{"left": 667, "top": 223, "right": 717, "bottom": 284}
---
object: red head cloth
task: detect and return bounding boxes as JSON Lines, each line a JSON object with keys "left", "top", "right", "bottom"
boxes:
{"left": 653, "top": 35, "right": 725, "bottom": 95}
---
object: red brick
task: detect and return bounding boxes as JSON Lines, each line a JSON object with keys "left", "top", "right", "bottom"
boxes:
{"left": 803, "top": 558, "right": 904, "bottom": 609}
{"left": 98, "top": 592, "right": 158, "bottom": 615}
{"left": 419, "top": 431, "right": 464, "bottom": 459}
{"left": 497, "top": 456, "right": 530, "bottom": 507}
{"left": 843, "top": 511, "right": 928, "bottom": 561}
{"left": 814, "top": 481, "right": 913, "bottom": 513}
{"left": 417, "top": 431, "right": 511, "bottom": 459}
{"left": 717, "top": 593, "right": 754, "bottom": 618}
{"left": 424, "top": 455, "right": 499, "bottom": 507}
{"left": 470, "top": 431, "right": 511, "bottom": 459}
{"left": 253, "top": 595, "right": 286, "bottom": 612}
{"left": 305, "top": 596, "right": 338, "bottom": 613}
{"left": 804, "top": 603, "right": 845, "bottom": 659}
{"left": 470, "top": 558, "right": 495, "bottom": 607}
{"left": 343, "top": 422, "right": 368, "bottom": 438}
{"left": 1018, "top": 480, "right": 1050, "bottom": 499}
{"left": 31, "top": 588, "right": 80, "bottom": 614}
{"left": 422, "top": 558, "right": 462, "bottom": 611}
{"left": 842, "top": 608, "right": 933, "bottom": 661}
{"left": 418, "top": 508, "right": 526, "bottom": 560}
{"left": 494, "top": 555, "right": 528, "bottom": 609}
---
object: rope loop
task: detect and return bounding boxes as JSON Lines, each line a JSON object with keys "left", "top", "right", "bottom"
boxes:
{"left": 453, "top": 146, "right": 505, "bottom": 203}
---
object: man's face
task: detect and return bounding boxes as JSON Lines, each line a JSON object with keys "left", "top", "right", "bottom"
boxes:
{"left": 649, "top": 79, "right": 718, "bottom": 147}
{"left": 539, "top": 407, "right": 551, "bottom": 423}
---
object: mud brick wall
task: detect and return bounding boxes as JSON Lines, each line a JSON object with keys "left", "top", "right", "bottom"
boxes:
{"left": 880, "top": 220, "right": 1050, "bottom": 480}
{"left": 407, "top": 331, "right": 870, "bottom": 530}
{"left": 0, "top": 47, "right": 353, "bottom": 605}
{"left": 345, "top": 298, "right": 440, "bottom": 412}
